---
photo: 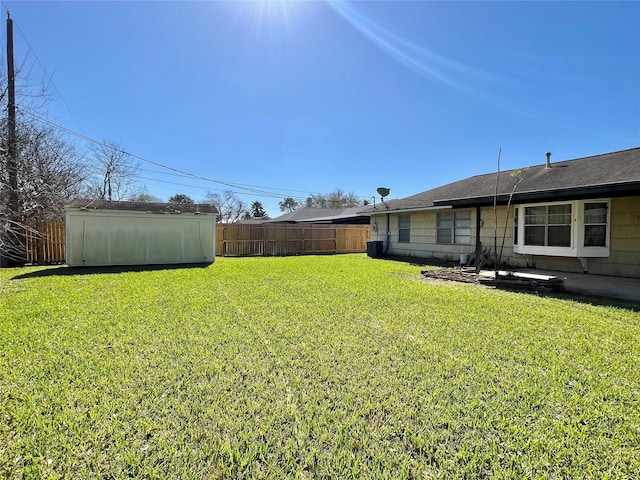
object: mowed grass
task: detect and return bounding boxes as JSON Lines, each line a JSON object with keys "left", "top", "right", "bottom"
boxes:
{"left": 1, "top": 255, "right": 639, "bottom": 479}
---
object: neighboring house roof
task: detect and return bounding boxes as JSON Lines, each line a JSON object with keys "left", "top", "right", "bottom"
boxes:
{"left": 65, "top": 198, "right": 218, "bottom": 215}
{"left": 365, "top": 147, "right": 640, "bottom": 214}
{"left": 267, "top": 206, "right": 371, "bottom": 224}
{"left": 236, "top": 218, "right": 271, "bottom": 224}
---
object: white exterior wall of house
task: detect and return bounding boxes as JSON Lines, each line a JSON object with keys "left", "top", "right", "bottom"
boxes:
{"left": 370, "top": 195, "right": 640, "bottom": 278}
{"left": 370, "top": 209, "right": 480, "bottom": 261}
{"left": 66, "top": 209, "right": 216, "bottom": 267}
{"left": 373, "top": 207, "right": 522, "bottom": 264}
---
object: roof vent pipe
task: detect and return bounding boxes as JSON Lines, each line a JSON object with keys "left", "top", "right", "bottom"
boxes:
{"left": 545, "top": 152, "right": 552, "bottom": 169}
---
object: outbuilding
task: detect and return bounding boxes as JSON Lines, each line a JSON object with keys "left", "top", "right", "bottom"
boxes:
{"left": 65, "top": 199, "right": 218, "bottom": 267}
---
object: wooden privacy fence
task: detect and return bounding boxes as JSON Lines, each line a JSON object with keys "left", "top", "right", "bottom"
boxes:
{"left": 218, "top": 224, "right": 370, "bottom": 257}
{"left": 16, "top": 221, "right": 370, "bottom": 264}
{"left": 23, "top": 220, "right": 66, "bottom": 264}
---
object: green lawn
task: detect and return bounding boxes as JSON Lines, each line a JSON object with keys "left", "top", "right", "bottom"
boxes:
{"left": 1, "top": 254, "right": 639, "bottom": 479}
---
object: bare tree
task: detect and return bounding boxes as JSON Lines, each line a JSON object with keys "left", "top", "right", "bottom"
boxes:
{"left": 309, "top": 193, "right": 328, "bottom": 208}
{"left": 1, "top": 121, "right": 86, "bottom": 263}
{"left": 492, "top": 148, "right": 502, "bottom": 274}
{"left": 128, "top": 190, "right": 162, "bottom": 203}
{"left": 203, "top": 190, "right": 248, "bottom": 223}
{"left": 21, "top": 125, "right": 85, "bottom": 218}
{"left": 309, "top": 189, "right": 361, "bottom": 208}
{"left": 496, "top": 169, "right": 525, "bottom": 270}
{"left": 491, "top": 148, "right": 525, "bottom": 273}
{"left": 0, "top": 19, "right": 85, "bottom": 264}
{"left": 85, "top": 141, "right": 142, "bottom": 201}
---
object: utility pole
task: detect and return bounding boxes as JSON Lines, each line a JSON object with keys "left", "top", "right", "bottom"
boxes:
{"left": 1, "top": 11, "right": 20, "bottom": 266}
{"left": 7, "top": 12, "right": 18, "bottom": 213}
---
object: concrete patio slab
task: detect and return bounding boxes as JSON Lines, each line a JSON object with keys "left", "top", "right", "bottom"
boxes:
{"left": 517, "top": 268, "right": 640, "bottom": 303}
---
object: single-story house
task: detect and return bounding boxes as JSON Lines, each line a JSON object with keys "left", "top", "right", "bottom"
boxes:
{"left": 267, "top": 206, "right": 371, "bottom": 225}
{"left": 364, "top": 147, "right": 640, "bottom": 278}
{"left": 65, "top": 199, "right": 218, "bottom": 267}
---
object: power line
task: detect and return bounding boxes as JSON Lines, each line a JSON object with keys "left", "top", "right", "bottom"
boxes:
{"left": 0, "top": 5, "right": 86, "bottom": 134}
{"left": 138, "top": 167, "right": 316, "bottom": 196}
{"left": 19, "top": 108, "right": 314, "bottom": 200}
{"left": 0, "top": 1, "right": 378, "bottom": 208}
{"left": 134, "top": 175, "right": 307, "bottom": 202}
{"left": 135, "top": 174, "right": 307, "bottom": 201}
{"left": 20, "top": 107, "right": 372, "bottom": 204}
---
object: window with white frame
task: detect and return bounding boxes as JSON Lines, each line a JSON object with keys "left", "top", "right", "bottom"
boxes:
{"left": 524, "top": 204, "right": 572, "bottom": 247}
{"left": 513, "top": 207, "right": 519, "bottom": 245}
{"left": 398, "top": 215, "right": 410, "bottom": 243}
{"left": 513, "top": 199, "right": 610, "bottom": 258}
{"left": 583, "top": 202, "right": 607, "bottom": 247}
{"left": 437, "top": 211, "right": 471, "bottom": 244}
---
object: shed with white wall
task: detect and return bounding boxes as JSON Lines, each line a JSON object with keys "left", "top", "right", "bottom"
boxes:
{"left": 65, "top": 199, "right": 218, "bottom": 267}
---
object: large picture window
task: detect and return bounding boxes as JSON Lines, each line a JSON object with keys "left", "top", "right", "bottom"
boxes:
{"left": 524, "top": 204, "right": 571, "bottom": 247}
{"left": 514, "top": 199, "right": 610, "bottom": 258}
{"left": 437, "top": 211, "right": 471, "bottom": 244}
{"left": 398, "top": 215, "right": 410, "bottom": 243}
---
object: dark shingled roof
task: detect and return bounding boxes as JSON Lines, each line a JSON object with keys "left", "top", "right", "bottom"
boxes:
{"left": 66, "top": 199, "right": 218, "bottom": 215}
{"left": 365, "top": 147, "right": 640, "bottom": 214}
{"left": 266, "top": 206, "right": 370, "bottom": 224}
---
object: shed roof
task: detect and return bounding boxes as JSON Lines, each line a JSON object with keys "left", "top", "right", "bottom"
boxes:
{"left": 66, "top": 199, "right": 218, "bottom": 215}
{"left": 365, "top": 147, "right": 640, "bottom": 214}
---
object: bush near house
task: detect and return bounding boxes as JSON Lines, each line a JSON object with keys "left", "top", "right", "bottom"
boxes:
{"left": 1, "top": 255, "right": 638, "bottom": 478}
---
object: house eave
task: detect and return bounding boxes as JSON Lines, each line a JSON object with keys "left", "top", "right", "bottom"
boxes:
{"left": 369, "top": 205, "right": 452, "bottom": 216}
{"left": 434, "top": 182, "right": 640, "bottom": 208}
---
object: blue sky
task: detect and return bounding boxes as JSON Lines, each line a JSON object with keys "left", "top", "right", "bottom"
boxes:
{"left": 4, "top": 1, "right": 640, "bottom": 216}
